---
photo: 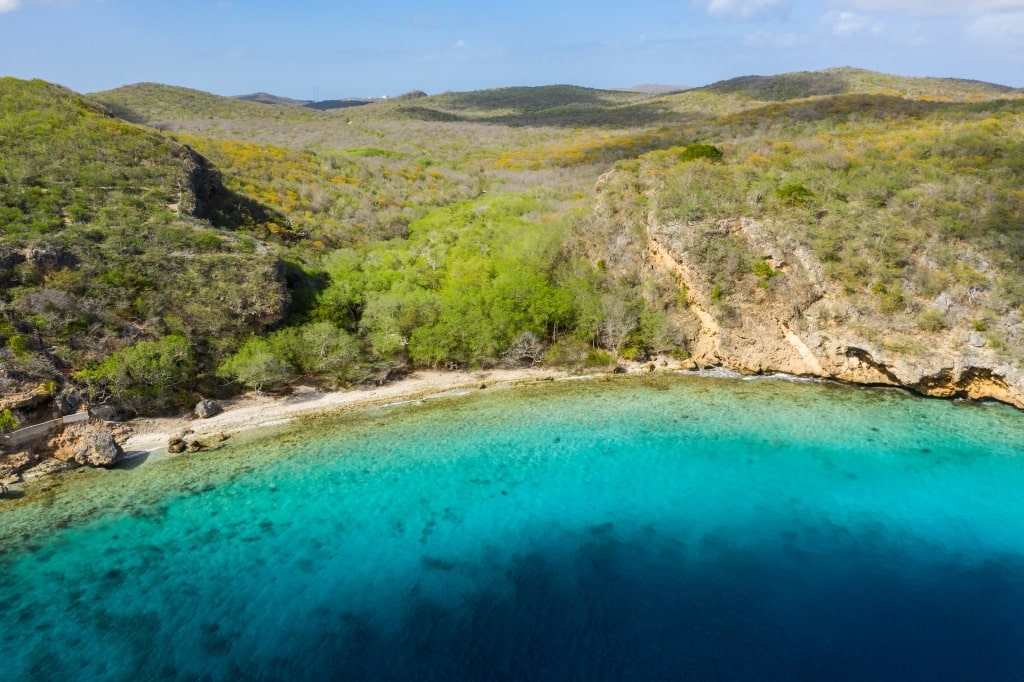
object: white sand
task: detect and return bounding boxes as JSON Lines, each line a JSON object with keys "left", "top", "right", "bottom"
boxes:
{"left": 121, "top": 368, "right": 568, "bottom": 454}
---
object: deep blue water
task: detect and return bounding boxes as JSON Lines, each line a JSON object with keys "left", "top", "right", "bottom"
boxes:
{"left": 1, "top": 374, "right": 1023, "bottom": 681}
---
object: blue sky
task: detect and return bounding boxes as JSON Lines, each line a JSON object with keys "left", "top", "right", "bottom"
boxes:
{"left": 1, "top": 0, "right": 1022, "bottom": 98}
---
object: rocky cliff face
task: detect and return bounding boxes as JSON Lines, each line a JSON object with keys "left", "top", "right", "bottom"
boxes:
{"left": 592, "top": 168, "right": 1023, "bottom": 409}
{"left": 641, "top": 213, "right": 1024, "bottom": 408}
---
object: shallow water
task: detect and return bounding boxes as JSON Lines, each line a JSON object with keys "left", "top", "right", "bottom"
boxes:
{"left": 1, "top": 375, "right": 1023, "bottom": 681}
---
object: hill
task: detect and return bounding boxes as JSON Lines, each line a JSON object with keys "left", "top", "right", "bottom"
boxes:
{"left": 2, "top": 65, "right": 1023, "bottom": 459}
{"left": 697, "top": 66, "right": 1017, "bottom": 103}
{"left": 621, "top": 84, "right": 690, "bottom": 94}
{"left": 388, "top": 84, "right": 676, "bottom": 127}
{"left": 235, "top": 92, "right": 380, "bottom": 110}
{"left": 93, "top": 82, "right": 330, "bottom": 125}
{"left": 234, "top": 92, "right": 310, "bottom": 107}
{"left": 586, "top": 86, "right": 1024, "bottom": 405}
{"left": 0, "top": 78, "right": 290, "bottom": 420}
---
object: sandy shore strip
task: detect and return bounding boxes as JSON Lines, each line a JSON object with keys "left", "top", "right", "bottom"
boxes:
{"left": 122, "top": 368, "right": 568, "bottom": 455}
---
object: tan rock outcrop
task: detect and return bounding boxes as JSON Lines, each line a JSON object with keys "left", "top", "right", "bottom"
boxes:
{"left": 640, "top": 212, "right": 1024, "bottom": 409}
{"left": 0, "top": 450, "right": 39, "bottom": 482}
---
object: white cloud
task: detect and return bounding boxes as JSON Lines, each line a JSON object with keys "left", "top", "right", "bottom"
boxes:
{"left": 829, "top": 0, "right": 1024, "bottom": 17}
{"left": 823, "top": 10, "right": 883, "bottom": 36}
{"left": 0, "top": 0, "right": 104, "bottom": 13}
{"left": 702, "top": 0, "right": 790, "bottom": 20}
{"left": 742, "top": 29, "right": 805, "bottom": 47}
{"left": 966, "top": 11, "right": 1024, "bottom": 47}
{"left": 740, "top": 10, "right": 882, "bottom": 49}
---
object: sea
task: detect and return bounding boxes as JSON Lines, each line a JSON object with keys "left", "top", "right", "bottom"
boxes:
{"left": 1, "top": 373, "right": 1023, "bottom": 681}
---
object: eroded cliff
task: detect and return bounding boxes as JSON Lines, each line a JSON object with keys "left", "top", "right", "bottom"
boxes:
{"left": 592, "top": 164, "right": 1024, "bottom": 409}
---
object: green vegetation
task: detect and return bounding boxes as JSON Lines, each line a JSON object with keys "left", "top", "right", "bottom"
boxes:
{"left": 76, "top": 335, "right": 195, "bottom": 413}
{"left": 217, "top": 321, "right": 361, "bottom": 391}
{"left": 3, "top": 67, "right": 1023, "bottom": 417}
{"left": 0, "top": 409, "right": 18, "bottom": 432}
{"left": 93, "top": 82, "right": 330, "bottom": 125}
{"left": 0, "top": 78, "right": 289, "bottom": 410}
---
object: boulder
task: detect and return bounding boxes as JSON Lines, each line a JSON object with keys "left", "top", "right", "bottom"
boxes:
{"left": 194, "top": 399, "right": 222, "bottom": 419}
{"left": 167, "top": 437, "right": 187, "bottom": 454}
{"left": 56, "top": 388, "right": 84, "bottom": 416}
{"left": 89, "top": 405, "right": 121, "bottom": 422}
{"left": 74, "top": 430, "right": 125, "bottom": 467}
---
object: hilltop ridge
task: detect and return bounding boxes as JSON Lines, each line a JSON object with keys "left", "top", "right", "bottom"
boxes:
{"left": 697, "top": 67, "right": 1017, "bottom": 102}
{"left": 234, "top": 92, "right": 382, "bottom": 110}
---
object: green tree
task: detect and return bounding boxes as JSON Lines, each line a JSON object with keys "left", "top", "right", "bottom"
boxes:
{"left": 276, "top": 322, "right": 362, "bottom": 382}
{"left": 217, "top": 337, "right": 293, "bottom": 393}
{"left": 75, "top": 335, "right": 195, "bottom": 413}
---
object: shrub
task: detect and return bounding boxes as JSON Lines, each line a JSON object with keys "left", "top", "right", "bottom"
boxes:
{"left": 0, "top": 409, "right": 19, "bottom": 433}
{"left": 916, "top": 308, "right": 948, "bottom": 332}
{"left": 7, "top": 334, "right": 31, "bottom": 357}
{"left": 879, "top": 289, "right": 906, "bottom": 314}
{"left": 679, "top": 144, "right": 724, "bottom": 163}
{"left": 775, "top": 183, "right": 814, "bottom": 206}
{"left": 542, "top": 337, "right": 590, "bottom": 367}
{"left": 584, "top": 349, "right": 616, "bottom": 367}
{"left": 751, "top": 258, "right": 780, "bottom": 285}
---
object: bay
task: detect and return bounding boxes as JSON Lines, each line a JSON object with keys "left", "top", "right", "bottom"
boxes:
{"left": 1, "top": 374, "right": 1023, "bottom": 680}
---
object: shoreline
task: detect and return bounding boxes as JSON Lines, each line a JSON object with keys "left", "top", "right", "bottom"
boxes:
{"left": 6, "top": 359, "right": 1015, "bottom": 489}
{"left": 121, "top": 367, "right": 577, "bottom": 456}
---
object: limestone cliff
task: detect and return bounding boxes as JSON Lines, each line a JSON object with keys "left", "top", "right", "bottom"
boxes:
{"left": 593, "top": 168, "right": 1024, "bottom": 409}
{"left": 643, "top": 214, "right": 1024, "bottom": 408}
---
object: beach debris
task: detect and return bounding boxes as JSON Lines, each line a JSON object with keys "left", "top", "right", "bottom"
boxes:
{"left": 194, "top": 399, "right": 222, "bottom": 419}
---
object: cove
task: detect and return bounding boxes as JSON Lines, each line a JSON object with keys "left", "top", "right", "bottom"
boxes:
{"left": 1, "top": 374, "right": 1023, "bottom": 681}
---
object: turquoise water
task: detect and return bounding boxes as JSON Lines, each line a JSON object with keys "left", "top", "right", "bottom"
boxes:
{"left": 1, "top": 374, "right": 1023, "bottom": 680}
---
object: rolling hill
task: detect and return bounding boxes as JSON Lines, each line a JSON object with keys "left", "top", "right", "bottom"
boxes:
{"left": 0, "top": 78, "right": 290, "bottom": 418}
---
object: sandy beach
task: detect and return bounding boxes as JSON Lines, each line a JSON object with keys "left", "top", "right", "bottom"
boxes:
{"left": 122, "top": 367, "right": 571, "bottom": 455}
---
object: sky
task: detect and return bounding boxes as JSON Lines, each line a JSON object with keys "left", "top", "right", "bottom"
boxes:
{"left": 1, "top": 0, "right": 1022, "bottom": 98}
